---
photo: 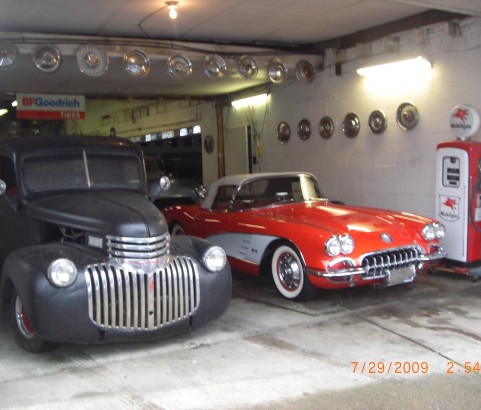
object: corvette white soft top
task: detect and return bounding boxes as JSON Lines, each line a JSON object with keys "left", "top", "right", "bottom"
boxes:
{"left": 201, "top": 171, "right": 316, "bottom": 209}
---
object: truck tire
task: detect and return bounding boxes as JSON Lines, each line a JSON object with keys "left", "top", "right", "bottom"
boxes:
{"left": 10, "top": 288, "right": 59, "bottom": 353}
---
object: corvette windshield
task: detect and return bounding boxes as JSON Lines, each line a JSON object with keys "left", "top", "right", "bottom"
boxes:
{"left": 233, "top": 175, "right": 326, "bottom": 210}
{"left": 23, "top": 151, "right": 142, "bottom": 193}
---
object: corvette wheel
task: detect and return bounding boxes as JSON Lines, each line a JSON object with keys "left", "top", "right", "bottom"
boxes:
{"left": 10, "top": 288, "right": 58, "bottom": 353}
{"left": 271, "top": 244, "right": 316, "bottom": 301}
{"left": 171, "top": 223, "right": 186, "bottom": 236}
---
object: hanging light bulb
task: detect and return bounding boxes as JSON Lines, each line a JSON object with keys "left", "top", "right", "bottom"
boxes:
{"left": 166, "top": 1, "right": 178, "bottom": 19}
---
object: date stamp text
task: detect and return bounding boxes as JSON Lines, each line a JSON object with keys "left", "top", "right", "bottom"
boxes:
{"left": 351, "top": 361, "right": 480, "bottom": 375}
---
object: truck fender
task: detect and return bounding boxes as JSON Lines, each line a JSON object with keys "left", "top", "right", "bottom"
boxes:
{"left": 0, "top": 243, "right": 100, "bottom": 323}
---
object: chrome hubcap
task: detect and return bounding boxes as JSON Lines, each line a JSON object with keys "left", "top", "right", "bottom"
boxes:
{"left": 15, "top": 296, "right": 35, "bottom": 339}
{"left": 278, "top": 252, "right": 301, "bottom": 290}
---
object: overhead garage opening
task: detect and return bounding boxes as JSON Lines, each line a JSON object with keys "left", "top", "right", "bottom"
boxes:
{"left": 135, "top": 125, "right": 203, "bottom": 184}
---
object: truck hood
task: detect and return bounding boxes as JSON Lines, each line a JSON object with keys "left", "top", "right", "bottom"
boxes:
{"left": 27, "top": 190, "right": 167, "bottom": 238}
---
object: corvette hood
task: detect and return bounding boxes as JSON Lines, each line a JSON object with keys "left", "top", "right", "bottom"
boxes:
{"left": 27, "top": 190, "right": 167, "bottom": 238}
{"left": 264, "top": 201, "right": 430, "bottom": 239}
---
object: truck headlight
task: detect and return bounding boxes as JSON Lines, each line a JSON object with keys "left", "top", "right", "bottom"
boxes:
{"left": 203, "top": 246, "right": 227, "bottom": 272}
{"left": 48, "top": 258, "right": 78, "bottom": 287}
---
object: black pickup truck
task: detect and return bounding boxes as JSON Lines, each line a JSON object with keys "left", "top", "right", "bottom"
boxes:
{"left": 0, "top": 135, "right": 231, "bottom": 352}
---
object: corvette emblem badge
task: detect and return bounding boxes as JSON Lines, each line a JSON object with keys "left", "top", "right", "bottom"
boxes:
{"left": 381, "top": 233, "right": 392, "bottom": 243}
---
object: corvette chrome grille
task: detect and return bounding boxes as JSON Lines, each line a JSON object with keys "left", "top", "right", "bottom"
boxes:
{"left": 85, "top": 257, "right": 200, "bottom": 330}
{"left": 360, "top": 246, "right": 421, "bottom": 280}
{"left": 106, "top": 233, "right": 169, "bottom": 261}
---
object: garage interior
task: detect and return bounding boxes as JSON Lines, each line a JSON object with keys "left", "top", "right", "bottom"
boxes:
{"left": 1, "top": 1, "right": 481, "bottom": 408}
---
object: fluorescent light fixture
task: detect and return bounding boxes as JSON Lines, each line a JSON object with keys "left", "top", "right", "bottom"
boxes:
{"left": 231, "top": 93, "right": 269, "bottom": 109}
{"left": 0, "top": 108, "right": 8, "bottom": 117}
{"left": 357, "top": 56, "right": 432, "bottom": 94}
{"left": 357, "top": 56, "right": 431, "bottom": 78}
{"left": 11, "top": 100, "right": 17, "bottom": 107}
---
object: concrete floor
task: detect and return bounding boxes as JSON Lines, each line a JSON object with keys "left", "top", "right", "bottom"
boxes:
{"left": 1, "top": 271, "right": 480, "bottom": 409}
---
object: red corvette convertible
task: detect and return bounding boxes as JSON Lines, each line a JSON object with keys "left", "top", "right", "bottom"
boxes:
{"left": 162, "top": 172, "right": 447, "bottom": 300}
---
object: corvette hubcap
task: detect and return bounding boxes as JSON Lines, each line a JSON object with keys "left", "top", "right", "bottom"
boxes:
{"left": 278, "top": 252, "right": 301, "bottom": 290}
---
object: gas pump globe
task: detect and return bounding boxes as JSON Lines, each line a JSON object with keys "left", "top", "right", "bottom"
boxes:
{"left": 435, "top": 104, "right": 481, "bottom": 280}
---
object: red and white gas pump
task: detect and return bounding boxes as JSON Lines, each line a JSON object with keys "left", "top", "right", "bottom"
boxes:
{"left": 435, "top": 104, "right": 481, "bottom": 280}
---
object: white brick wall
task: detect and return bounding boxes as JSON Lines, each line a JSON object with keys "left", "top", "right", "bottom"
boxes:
{"left": 226, "top": 17, "right": 481, "bottom": 218}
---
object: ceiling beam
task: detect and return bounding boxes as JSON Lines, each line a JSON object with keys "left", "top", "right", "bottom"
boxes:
{"left": 305, "top": 10, "right": 468, "bottom": 51}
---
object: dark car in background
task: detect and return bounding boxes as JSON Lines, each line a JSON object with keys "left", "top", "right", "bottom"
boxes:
{"left": 0, "top": 135, "right": 231, "bottom": 352}
{"left": 145, "top": 155, "right": 204, "bottom": 209}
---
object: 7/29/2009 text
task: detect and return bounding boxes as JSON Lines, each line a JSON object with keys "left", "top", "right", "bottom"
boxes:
{"left": 351, "top": 361, "right": 481, "bottom": 375}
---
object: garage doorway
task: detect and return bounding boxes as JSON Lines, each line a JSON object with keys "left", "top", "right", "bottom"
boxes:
{"left": 136, "top": 129, "right": 203, "bottom": 184}
{"left": 225, "top": 124, "right": 255, "bottom": 176}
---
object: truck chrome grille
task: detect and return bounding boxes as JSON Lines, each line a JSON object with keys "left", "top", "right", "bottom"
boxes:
{"left": 360, "top": 246, "right": 421, "bottom": 280}
{"left": 106, "top": 233, "right": 169, "bottom": 261}
{"left": 85, "top": 257, "right": 200, "bottom": 330}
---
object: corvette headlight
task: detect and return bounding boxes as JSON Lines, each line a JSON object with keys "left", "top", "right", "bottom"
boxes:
{"left": 434, "top": 222, "right": 446, "bottom": 239}
{"left": 203, "top": 246, "right": 227, "bottom": 272}
{"left": 47, "top": 258, "right": 78, "bottom": 287}
{"left": 326, "top": 236, "right": 341, "bottom": 256}
{"left": 422, "top": 224, "right": 435, "bottom": 241}
{"left": 340, "top": 235, "right": 355, "bottom": 255}
{"left": 326, "top": 234, "right": 355, "bottom": 256}
{"left": 422, "top": 223, "right": 445, "bottom": 241}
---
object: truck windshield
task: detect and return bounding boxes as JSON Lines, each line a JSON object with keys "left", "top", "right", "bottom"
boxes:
{"left": 23, "top": 151, "right": 142, "bottom": 193}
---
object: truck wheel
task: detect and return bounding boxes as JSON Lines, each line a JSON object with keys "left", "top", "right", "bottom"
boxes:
{"left": 271, "top": 243, "right": 317, "bottom": 301}
{"left": 10, "top": 288, "right": 58, "bottom": 353}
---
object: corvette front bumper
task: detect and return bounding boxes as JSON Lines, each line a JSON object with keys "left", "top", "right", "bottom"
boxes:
{"left": 308, "top": 246, "right": 447, "bottom": 280}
